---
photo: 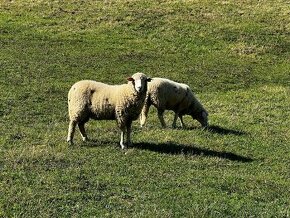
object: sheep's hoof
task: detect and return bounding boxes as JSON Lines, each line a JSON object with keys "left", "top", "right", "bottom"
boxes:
{"left": 82, "top": 137, "right": 89, "bottom": 142}
{"left": 67, "top": 140, "right": 73, "bottom": 146}
{"left": 120, "top": 143, "right": 126, "bottom": 150}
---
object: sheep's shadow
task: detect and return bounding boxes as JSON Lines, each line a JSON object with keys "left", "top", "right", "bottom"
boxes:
{"left": 186, "top": 125, "right": 247, "bottom": 136}
{"left": 133, "top": 142, "right": 253, "bottom": 162}
{"left": 207, "top": 125, "right": 247, "bottom": 135}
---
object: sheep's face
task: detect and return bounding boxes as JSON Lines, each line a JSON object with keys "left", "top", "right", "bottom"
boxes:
{"left": 128, "top": 73, "right": 151, "bottom": 94}
{"left": 192, "top": 110, "right": 209, "bottom": 127}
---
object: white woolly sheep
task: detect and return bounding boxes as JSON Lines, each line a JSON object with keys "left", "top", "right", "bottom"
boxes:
{"left": 67, "top": 72, "right": 151, "bottom": 149}
{"left": 140, "top": 77, "right": 208, "bottom": 128}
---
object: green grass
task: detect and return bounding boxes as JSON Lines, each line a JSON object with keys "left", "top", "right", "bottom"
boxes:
{"left": 1, "top": 0, "right": 290, "bottom": 217}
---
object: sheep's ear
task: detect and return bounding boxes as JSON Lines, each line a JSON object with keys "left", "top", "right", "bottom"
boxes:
{"left": 127, "top": 77, "right": 134, "bottom": 82}
{"left": 147, "top": 78, "right": 152, "bottom": 82}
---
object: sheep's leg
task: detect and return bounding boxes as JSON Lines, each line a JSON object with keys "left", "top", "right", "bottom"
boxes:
{"left": 119, "top": 125, "right": 127, "bottom": 149}
{"left": 126, "top": 122, "right": 132, "bottom": 147}
{"left": 158, "top": 109, "right": 166, "bottom": 128}
{"left": 179, "top": 115, "right": 186, "bottom": 129}
{"left": 140, "top": 100, "right": 151, "bottom": 127}
{"left": 172, "top": 113, "right": 179, "bottom": 128}
{"left": 67, "top": 120, "right": 77, "bottom": 144}
{"left": 78, "top": 121, "right": 88, "bottom": 142}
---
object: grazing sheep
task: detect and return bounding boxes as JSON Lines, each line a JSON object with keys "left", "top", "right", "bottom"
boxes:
{"left": 140, "top": 77, "right": 208, "bottom": 128}
{"left": 67, "top": 72, "right": 151, "bottom": 149}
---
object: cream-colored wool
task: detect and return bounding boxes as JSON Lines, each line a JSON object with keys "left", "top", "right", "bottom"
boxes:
{"left": 67, "top": 72, "right": 150, "bottom": 149}
{"left": 140, "top": 77, "right": 208, "bottom": 128}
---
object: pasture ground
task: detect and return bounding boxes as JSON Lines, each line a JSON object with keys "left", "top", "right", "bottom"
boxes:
{"left": 0, "top": 0, "right": 289, "bottom": 217}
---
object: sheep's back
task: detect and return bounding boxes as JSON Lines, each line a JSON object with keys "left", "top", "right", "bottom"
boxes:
{"left": 68, "top": 80, "right": 120, "bottom": 120}
{"left": 68, "top": 80, "right": 146, "bottom": 121}
{"left": 148, "top": 78, "right": 188, "bottom": 110}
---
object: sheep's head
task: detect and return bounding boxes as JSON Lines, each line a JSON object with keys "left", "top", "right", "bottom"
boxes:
{"left": 192, "top": 110, "right": 209, "bottom": 128}
{"left": 127, "top": 72, "right": 151, "bottom": 94}
{"left": 184, "top": 94, "right": 209, "bottom": 128}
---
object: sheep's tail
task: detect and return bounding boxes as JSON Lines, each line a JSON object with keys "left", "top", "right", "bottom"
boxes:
{"left": 139, "top": 94, "right": 151, "bottom": 127}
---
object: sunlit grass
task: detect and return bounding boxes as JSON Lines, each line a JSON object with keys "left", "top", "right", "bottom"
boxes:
{"left": 0, "top": 0, "right": 289, "bottom": 217}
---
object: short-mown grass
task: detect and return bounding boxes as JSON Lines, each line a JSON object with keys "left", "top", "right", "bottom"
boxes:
{"left": 0, "top": 0, "right": 289, "bottom": 217}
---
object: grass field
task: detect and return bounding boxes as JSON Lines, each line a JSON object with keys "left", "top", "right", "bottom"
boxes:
{"left": 0, "top": 0, "right": 290, "bottom": 217}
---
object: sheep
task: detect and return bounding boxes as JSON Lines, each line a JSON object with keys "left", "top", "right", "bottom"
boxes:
{"left": 139, "top": 77, "right": 208, "bottom": 129}
{"left": 67, "top": 72, "right": 151, "bottom": 149}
